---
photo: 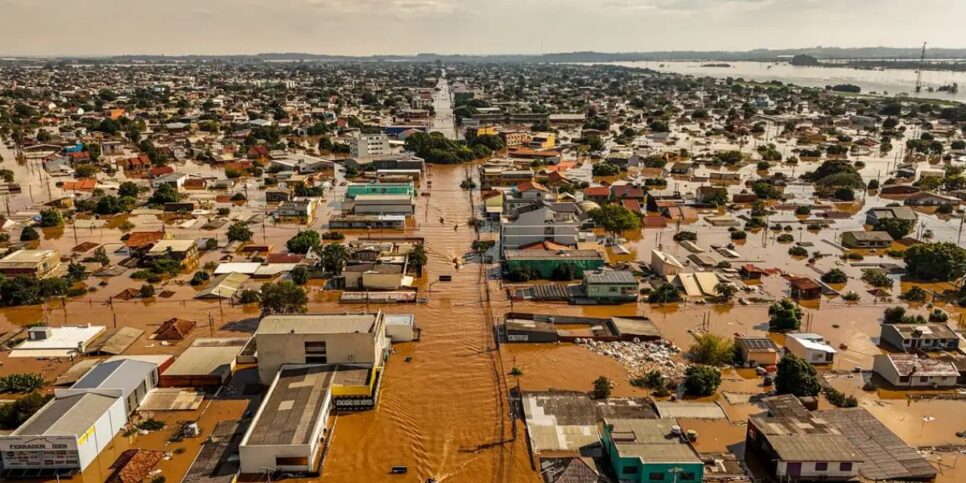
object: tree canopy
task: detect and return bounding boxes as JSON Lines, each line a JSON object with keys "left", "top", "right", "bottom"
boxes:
{"left": 775, "top": 354, "right": 821, "bottom": 397}
{"left": 588, "top": 204, "right": 640, "bottom": 237}
{"left": 903, "top": 243, "right": 966, "bottom": 281}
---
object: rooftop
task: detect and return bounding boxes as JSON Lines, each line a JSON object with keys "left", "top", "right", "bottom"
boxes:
{"left": 583, "top": 269, "right": 636, "bottom": 285}
{"left": 504, "top": 249, "right": 604, "bottom": 261}
{"left": 257, "top": 313, "right": 381, "bottom": 335}
{"left": 0, "top": 249, "right": 58, "bottom": 268}
{"left": 881, "top": 353, "right": 959, "bottom": 377}
{"left": 14, "top": 392, "right": 119, "bottom": 437}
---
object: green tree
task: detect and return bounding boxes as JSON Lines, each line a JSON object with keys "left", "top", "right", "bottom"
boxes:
{"left": 19, "top": 226, "right": 39, "bottom": 242}
{"left": 591, "top": 376, "right": 612, "bottom": 399}
{"left": 149, "top": 183, "right": 181, "bottom": 204}
{"left": 768, "top": 298, "right": 802, "bottom": 331}
{"left": 775, "top": 354, "right": 821, "bottom": 397}
{"left": 714, "top": 283, "right": 737, "bottom": 302}
{"left": 550, "top": 261, "right": 579, "bottom": 281}
{"left": 286, "top": 230, "right": 320, "bottom": 254}
{"left": 901, "top": 286, "right": 929, "bottom": 303}
{"left": 873, "top": 218, "right": 914, "bottom": 240}
{"left": 688, "top": 333, "right": 735, "bottom": 366}
{"left": 647, "top": 283, "right": 682, "bottom": 304}
{"left": 903, "top": 243, "right": 966, "bottom": 281}
{"left": 227, "top": 222, "right": 253, "bottom": 242}
{"left": 588, "top": 205, "right": 640, "bottom": 237}
{"left": 320, "top": 243, "right": 349, "bottom": 275}
{"left": 0, "top": 392, "right": 54, "bottom": 429}
{"left": 408, "top": 244, "right": 428, "bottom": 273}
{"left": 66, "top": 262, "right": 87, "bottom": 283}
{"left": 38, "top": 209, "right": 63, "bottom": 228}
{"left": 259, "top": 281, "right": 308, "bottom": 315}
{"left": 821, "top": 269, "right": 848, "bottom": 284}
{"left": 290, "top": 266, "right": 309, "bottom": 285}
{"left": 118, "top": 181, "right": 141, "bottom": 198}
{"left": 683, "top": 365, "right": 721, "bottom": 396}
{"left": 139, "top": 283, "right": 155, "bottom": 298}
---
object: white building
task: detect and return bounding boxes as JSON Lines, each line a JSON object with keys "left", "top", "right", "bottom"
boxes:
{"left": 500, "top": 203, "right": 580, "bottom": 250}
{"left": 650, "top": 250, "right": 684, "bottom": 277}
{"left": 349, "top": 132, "right": 391, "bottom": 159}
{"left": 0, "top": 358, "right": 160, "bottom": 474}
{"left": 785, "top": 333, "right": 837, "bottom": 365}
{"left": 872, "top": 354, "right": 958, "bottom": 388}
{"left": 254, "top": 312, "right": 391, "bottom": 385}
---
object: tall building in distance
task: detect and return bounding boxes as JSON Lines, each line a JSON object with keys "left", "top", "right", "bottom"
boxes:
{"left": 349, "top": 132, "right": 391, "bottom": 159}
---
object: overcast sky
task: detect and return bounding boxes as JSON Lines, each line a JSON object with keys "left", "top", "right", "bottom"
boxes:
{"left": 1, "top": 0, "right": 963, "bottom": 56}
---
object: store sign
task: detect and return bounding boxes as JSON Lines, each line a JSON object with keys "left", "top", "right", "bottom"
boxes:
{"left": 0, "top": 435, "right": 77, "bottom": 451}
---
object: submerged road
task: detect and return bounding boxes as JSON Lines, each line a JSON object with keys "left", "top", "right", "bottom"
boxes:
{"left": 430, "top": 69, "right": 458, "bottom": 140}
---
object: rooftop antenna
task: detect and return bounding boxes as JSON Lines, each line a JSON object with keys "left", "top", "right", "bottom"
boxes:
{"left": 915, "top": 42, "right": 927, "bottom": 93}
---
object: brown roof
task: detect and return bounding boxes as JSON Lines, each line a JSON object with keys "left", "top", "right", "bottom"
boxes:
{"left": 107, "top": 449, "right": 164, "bottom": 483}
{"left": 153, "top": 318, "right": 197, "bottom": 340}
{"left": 125, "top": 231, "right": 165, "bottom": 249}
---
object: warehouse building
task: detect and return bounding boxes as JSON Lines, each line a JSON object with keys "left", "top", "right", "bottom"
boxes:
{"left": 0, "top": 358, "right": 161, "bottom": 477}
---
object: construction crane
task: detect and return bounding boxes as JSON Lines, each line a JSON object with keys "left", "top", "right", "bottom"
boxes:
{"left": 915, "top": 42, "right": 927, "bottom": 93}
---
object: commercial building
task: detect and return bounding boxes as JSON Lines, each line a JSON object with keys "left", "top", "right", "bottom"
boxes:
{"left": 872, "top": 354, "right": 958, "bottom": 388}
{"left": 254, "top": 312, "right": 390, "bottom": 387}
{"left": 784, "top": 333, "right": 836, "bottom": 365}
{"left": 0, "top": 358, "right": 161, "bottom": 476}
{"left": 238, "top": 364, "right": 367, "bottom": 475}
{"left": 342, "top": 194, "right": 415, "bottom": 216}
{"left": 601, "top": 418, "right": 704, "bottom": 483}
{"left": 0, "top": 249, "right": 61, "bottom": 278}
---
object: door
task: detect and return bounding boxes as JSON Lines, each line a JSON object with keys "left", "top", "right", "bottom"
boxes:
{"left": 787, "top": 462, "right": 802, "bottom": 478}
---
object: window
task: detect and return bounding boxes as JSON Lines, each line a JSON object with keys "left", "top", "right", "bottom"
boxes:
{"left": 840, "top": 462, "right": 853, "bottom": 472}
{"left": 305, "top": 341, "right": 327, "bottom": 364}
{"left": 919, "top": 376, "right": 929, "bottom": 383}
{"left": 622, "top": 466, "right": 639, "bottom": 475}
{"left": 647, "top": 472, "right": 664, "bottom": 481}
{"left": 275, "top": 456, "right": 309, "bottom": 466}
{"left": 681, "top": 472, "right": 696, "bottom": 481}
{"left": 815, "top": 462, "right": 828, "bottom": 471}
{"left": 899, "top": 375, "right": 910, "bottom": 383}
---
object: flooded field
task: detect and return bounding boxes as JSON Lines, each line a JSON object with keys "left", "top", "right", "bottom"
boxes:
{"left": 605, "top": 60, "right": 966, "bottom": 103}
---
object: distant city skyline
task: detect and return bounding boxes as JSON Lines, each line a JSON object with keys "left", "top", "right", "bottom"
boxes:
{"left": 1, "top": 0, "right": 964, "bottom": 57}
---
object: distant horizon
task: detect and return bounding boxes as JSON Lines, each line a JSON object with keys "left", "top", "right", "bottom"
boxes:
{"left": 2, "top": 0, "right": 963, "bottom": 57}
{"left": 4, "top": 46, "right": 966, "bottom": 60}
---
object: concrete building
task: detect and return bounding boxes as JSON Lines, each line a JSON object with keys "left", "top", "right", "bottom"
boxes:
{"left": 254, "top": 312, "right": 391, "bottom": 385}
{"left": 736, "top": 337, "right": 782, "bottom": 366}
{"left": 500, "top": 203, "right": 580, "bottom": 250}
{"left": 601, "top": 418, "right": 704, "bottom": 483}
{"left": 879, "top": 323, "right": 960, "bottom": 352}
{"left": 872, "top": 354, "right": 958, "bottom": 388}
{"left": 349, "top": 132, "right": 391, "bottom": 159}
{"left": 785, "top": 333, "right": 836, "bottom": 365}
{"left": 0, "top": 249, "right": 61, "bottom": 278}
{"left": 239, "top": 365, "right": 356, "bottom": 474}
{"left": 650, "top": 250, "right": 684, "bottom": 277}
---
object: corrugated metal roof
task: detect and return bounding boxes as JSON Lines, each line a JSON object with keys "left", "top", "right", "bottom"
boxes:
{"left": 72, "top": 359, "right": 156, "bottom": 398}
{"left": 14, "top": 392, "right": 118, "bottom": 436}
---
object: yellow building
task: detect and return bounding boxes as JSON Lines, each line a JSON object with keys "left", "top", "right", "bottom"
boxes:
{"left": 530, "top": 132, "right": 556, "bottom": 149}
{"left": 475, "top": 126, "right": 498, "bottom": 136}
